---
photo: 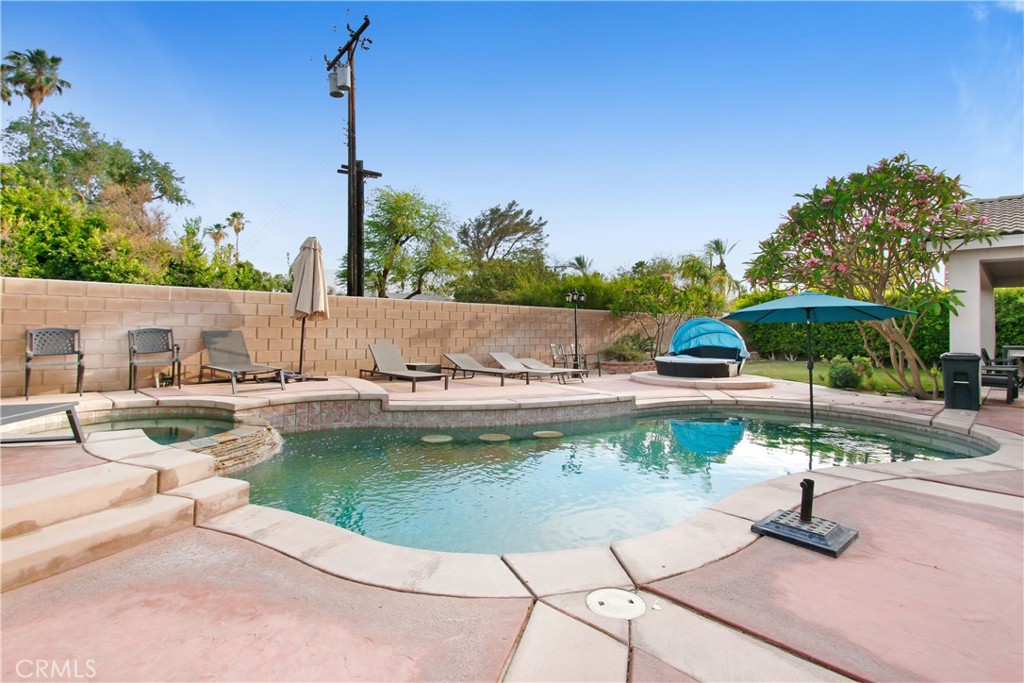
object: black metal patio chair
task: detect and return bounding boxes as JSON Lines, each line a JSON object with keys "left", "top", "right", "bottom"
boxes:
{"left": 128, "top": 328, "right": 182, "bottom": 392}
{"left": 25, "top": 328, "right": 84, "bottom": 400}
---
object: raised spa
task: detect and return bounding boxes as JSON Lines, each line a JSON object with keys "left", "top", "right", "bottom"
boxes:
{"left": 236, "top": 413, "right": 987, "bottom": 554}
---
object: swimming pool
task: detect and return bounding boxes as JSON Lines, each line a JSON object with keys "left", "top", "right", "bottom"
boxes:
{"left": 43, "top": 416, "right": 236, "bottom": 446}
{"left": 237, "top": 412, "right": 986, "bottom": 554}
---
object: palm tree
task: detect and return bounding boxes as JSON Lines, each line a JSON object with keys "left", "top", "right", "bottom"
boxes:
{"left": 568, "top": 254, "right": 593, "bottom": 275}
{"left": 1, "top": 63, "right": 12, "bottom": 106}
{"left": 227, "top": 211, "right": 247, "bottom": 262}
{"left": 205, "top": 223, "right": 229, "bottom": 250}
{"left": 703, "top": 238, "right": 736, "bottom": 271}
{"left": 2, "top": 49, "right": 71, "bottom": 148}
{"left": 702, "top": 238, "right": 743, "bottom": 302}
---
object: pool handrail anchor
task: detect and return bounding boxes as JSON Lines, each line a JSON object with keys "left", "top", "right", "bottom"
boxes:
{"left": 750, "top": 477, "right": 859, "bottom": 558}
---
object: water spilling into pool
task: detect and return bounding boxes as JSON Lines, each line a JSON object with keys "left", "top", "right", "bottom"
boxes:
{"left": 237, "top": 413, "right": 984, "bottom": 554}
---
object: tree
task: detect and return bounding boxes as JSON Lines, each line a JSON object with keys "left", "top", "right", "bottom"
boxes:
{"left": 163, "top": 217, "right": 213, "bottom": 288}
{"left": 1, "top": 164, "right": 154, "bottom": 283}
{"left": 340, "top": 186, "right": 458, "bottom": 297}
{"left": 702, "top": 238, "right": 743, "bottom": 302}
{"left": 227, "top": 211, "right": 246, "bottom": 262}
{"left": 2, "top": 49, "right": 71, "bottom": 150}
{"left": 1, "top": 62, "right": 12, "bottom": 106}
{"left": 703, "top": 238, "right": 736, "bottom": 271}
{"left": 744, "top": 153, "right": 996, "bottom": 397}
{"left": 456, "top": 201, "right": 548, "bottom": 263}
{"left": 3, "top": 113, "right": 188, "bottom": 210}
{"left": 609, "top": 256, "right": 722, "bottom": 357}
{"left": 568, "top": 254, "right": 594, "bottom": 275}
{"left": 395, "top": 230, "right": 464, "bottom": 299}
{"left": 205, "top": 222, "right": 229, "bottom": 250}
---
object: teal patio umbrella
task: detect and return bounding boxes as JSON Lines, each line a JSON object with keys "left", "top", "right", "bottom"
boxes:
{"left": 723, "top": 292, "right": 914, "bottom": 423}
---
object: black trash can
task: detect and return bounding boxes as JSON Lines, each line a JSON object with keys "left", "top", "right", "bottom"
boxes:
{"left": 940, "top": 352, "right": 981, "bottom": 411}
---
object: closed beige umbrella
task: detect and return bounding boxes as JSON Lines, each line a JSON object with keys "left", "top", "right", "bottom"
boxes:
{"left": 288, "top": 237, "right": 330, "bottom": 379}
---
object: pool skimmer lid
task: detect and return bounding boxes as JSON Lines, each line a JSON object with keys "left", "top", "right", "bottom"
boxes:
{"left": 585, "top": 589, "right": 646, "bottom": 620}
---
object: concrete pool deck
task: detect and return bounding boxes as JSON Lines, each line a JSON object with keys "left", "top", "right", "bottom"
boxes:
{"left": 1, "top": 374, "right": 1022, "bottom": 682}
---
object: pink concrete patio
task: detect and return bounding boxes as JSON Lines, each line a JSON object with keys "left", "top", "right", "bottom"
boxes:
{"left": 1, "top": 374, "right": 1021, "bottom": 682}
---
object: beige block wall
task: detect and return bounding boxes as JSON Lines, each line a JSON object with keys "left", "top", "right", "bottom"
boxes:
{"left": 1, "top": 277, "right": 638, "bottom": 397}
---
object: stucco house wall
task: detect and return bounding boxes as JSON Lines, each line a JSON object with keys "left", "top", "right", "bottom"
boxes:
{"left": 945, "top": 195, "right": 1024, "bottom": 355}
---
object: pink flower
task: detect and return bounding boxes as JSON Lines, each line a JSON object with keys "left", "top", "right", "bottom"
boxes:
{"left": 952, "top": 203, "right": 965, "bottom": 213}
{"left": 915, "top": 172, "right": 930, "bottom": 181}
{"left": 978, "top": 216, "right": 990, "bottom": 226}
{"left": 821, "top": 195, "right": 834, "bottom": 204}
{"left": 859, "top": 215, "right": 872, "bottom": 227}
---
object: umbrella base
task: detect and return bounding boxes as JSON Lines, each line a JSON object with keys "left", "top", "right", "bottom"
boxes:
{"left": 283, "top": 372, "right": 329, "bottom": 383}
{"left": 751, "top": 509, "right": 859, "bottom": 557}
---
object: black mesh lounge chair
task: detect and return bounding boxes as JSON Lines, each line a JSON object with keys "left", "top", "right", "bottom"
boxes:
{"left": 489, "top": 352, "right": 570, "bottom": 384}
{"left": 361, "top": 344, "right": 449, "bottom": 392}
{"left": 128, "top": 328, "right": 182, "bottom": 392}
{"left": 442, "top": 353, "right": 527, "bottom": 386}
{"left": 199, "top": 330, "right": 285, "bottom": 394}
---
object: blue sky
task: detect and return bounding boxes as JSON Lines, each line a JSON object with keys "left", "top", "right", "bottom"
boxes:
{"left": 3, "top": 1, "right": 1022, "bottom": 282}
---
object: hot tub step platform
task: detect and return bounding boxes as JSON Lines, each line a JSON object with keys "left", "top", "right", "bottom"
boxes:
{"left": 1, "top": 462, "right": 158, "bottom": 539}
{"left": 0, "top": 494, "right": 193, "bottom": 592}
{"left": 165, "top": 476, "right": 250, "bottom": 524}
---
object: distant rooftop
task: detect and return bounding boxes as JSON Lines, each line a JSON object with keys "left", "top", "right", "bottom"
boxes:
{"left": 969, "top": 194, "right": 1024, "bottom": 236}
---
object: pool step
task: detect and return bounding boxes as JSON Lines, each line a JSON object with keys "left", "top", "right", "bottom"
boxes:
{"left": 166, "top": 476, "right": 250, "bottom": 524}
{"left": 84, "top": 431, "right": 216, "bottom": 492}
{"left": 1, "top": 462, "right": 157, "bottom": 539}
{"left": 0, "top": 494, "right": 193, "bottom": 592}
{"left": 0, "top": 430, "right": 250, "bottom": 592}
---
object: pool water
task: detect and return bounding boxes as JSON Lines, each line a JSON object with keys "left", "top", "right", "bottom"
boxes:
{"left": 70, "top": 417, "right": 235, "bottom": 445}
{"left": 237, "top": 413, "right": 984, "bottom": 554}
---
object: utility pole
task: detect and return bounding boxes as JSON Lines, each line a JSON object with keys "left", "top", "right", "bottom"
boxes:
{"left": 326, "top": 15, "right": 373, "bottom": 296}
{"left": 337, "top": 160, "right": 382, "bottom": 293}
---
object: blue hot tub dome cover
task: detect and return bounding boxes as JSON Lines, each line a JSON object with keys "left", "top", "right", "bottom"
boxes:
{"left": 669, "top": 318, "right": 750, "bottom": 358}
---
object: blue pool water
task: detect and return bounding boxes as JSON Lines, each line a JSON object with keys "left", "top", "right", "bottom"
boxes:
{"left": 237, "top": 413, "right": 984, "bottom": 554}
{"left": 80, "top": 417, "right": 235, "bottom": 445}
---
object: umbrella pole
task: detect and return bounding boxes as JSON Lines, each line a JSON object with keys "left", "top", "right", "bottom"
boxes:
{"left": 299, "top": 317, "right": 307, "bottom": 375}
{"left": 806, "top": 314, "right": 815, "bottom": 425}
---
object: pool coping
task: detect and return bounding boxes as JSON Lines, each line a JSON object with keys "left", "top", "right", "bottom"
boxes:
{"left": 4, "top": 380, "right": 1021, "bottom": 601}
{"left": 199, "top": 399, "right": 1021, "bottom": 599}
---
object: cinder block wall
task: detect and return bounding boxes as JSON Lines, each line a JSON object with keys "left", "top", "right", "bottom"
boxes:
{"left": 1, "top": 277, "right": 637, "bottom": 397}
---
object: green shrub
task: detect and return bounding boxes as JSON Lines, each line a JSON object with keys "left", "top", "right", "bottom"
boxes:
{"left": 604, "top": 333, "right": 653, "bottom": 362}
{"left": 996, "top": 288, "right": 1024, "bottom": 349}
{"left": 827, "top": 356, "right": 862, "bottom": 389}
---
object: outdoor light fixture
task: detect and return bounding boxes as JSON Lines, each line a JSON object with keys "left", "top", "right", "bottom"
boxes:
{"left": 566, "top": 290, "right": 586, "bottom": 369}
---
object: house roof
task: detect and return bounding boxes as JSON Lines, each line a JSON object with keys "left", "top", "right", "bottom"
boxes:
{"left": 968, "top": 194, "right": 1024, "bottom": 236}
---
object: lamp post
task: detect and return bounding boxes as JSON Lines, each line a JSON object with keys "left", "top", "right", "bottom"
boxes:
{"left": 565, "top": 289, "right": 586, "bottom": 369}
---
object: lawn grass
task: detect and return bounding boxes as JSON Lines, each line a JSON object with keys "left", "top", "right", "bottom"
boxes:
{"left": 745, "top": 359, "right": 940, "bottom": 395}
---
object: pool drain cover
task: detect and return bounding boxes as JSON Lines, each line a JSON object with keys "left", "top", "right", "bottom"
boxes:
{"left": 585, "top": 589, "right": 646, "bottom": 620}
